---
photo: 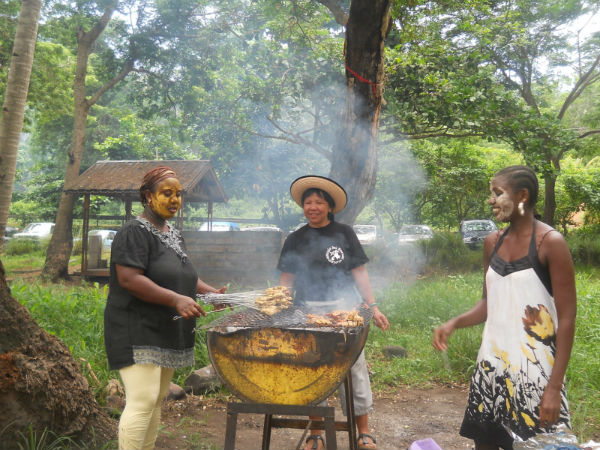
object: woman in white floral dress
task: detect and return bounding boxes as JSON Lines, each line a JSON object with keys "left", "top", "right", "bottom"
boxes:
{"left": 433, "top": 165, "right": 576, "bottom": 450}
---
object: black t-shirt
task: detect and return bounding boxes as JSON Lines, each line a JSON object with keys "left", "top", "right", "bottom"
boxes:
{"left": 277, "top": 221, "right": 368, "bottom": 307}
{"left": 104, "top": 218, "right": 198, "bottom": 370}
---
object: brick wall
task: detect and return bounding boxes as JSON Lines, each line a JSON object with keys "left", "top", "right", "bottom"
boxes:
{"left": 182, "top": 230, "right": 284, "bottom": 288}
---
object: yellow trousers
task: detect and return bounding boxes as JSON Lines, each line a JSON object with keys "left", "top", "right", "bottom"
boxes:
{"left": 118, "top": 364, "right": 174, "bottom": 450}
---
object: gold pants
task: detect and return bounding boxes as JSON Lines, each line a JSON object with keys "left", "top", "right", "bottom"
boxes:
{"left": 118, "top": 364, "right": 174, "bottom": 450}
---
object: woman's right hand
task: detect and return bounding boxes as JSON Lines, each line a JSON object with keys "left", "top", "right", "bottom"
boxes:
{"left": 432, "top": 321, "right": 455, "bottom": 351}
{"left": 173, "top": 293, "right": 206, "bottom": 319}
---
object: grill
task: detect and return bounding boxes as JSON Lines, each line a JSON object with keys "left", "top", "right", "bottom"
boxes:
{"left": 206, "top": 305, "right": 372, "bottom": 406}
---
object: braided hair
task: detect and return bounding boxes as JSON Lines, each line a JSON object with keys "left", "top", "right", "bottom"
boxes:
{"left": 494, "top": 165, "right": 538, "bottom": 207}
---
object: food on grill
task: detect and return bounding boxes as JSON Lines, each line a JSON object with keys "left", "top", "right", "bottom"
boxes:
{"left": 306, "top": 309, "right": 364, "bottom": 327}
{"left": 254, "top": 286, "right": 293, "bottom": 315}
{"left": 306, "top": 314, "right": 334, "bottom": 327}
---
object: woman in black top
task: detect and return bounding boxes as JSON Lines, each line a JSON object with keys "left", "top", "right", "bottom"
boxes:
{"left": 278, "top": 175, "right": 389, "bottom": 450}
{"left": 104, "top": 166, "right": 225, "bottom": 450}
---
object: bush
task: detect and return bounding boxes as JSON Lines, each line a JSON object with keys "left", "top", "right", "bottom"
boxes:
{"left": 421, "top": 231, "right": 482, "bottom": 272}
{"left": 3, "top": 238, "right": 44, "bottom": 256}
{"left": 566, "top": 226, "right": 600, "bottom": 266}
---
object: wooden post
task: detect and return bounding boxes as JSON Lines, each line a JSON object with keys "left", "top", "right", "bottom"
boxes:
{"left": 81, "top": 194, "right": 90, "bottom": 274}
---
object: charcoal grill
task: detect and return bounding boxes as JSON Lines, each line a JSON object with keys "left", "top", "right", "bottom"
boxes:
{"left": 206, "top": 306, "right": 372, "bottom": 406}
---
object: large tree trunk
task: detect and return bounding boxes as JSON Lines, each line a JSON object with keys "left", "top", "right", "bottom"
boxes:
{"left": 0, "top": 0, "right": 41, "bottom": 249}
{"left": 331, "top": 0, "right": 392, "bottom": 224}
{"left": 543, "top": 172, "right": 557, "bottom": 226}
{"left": 42, "top": 6, "right": 118, "bottom": 281}
{"left": 0, "top": 261, "right": 115, "bottom": 445}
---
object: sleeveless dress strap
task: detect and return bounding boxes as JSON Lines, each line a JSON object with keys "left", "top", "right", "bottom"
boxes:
{"left": 528, "top": 220, "right": 553, "bottom": 296}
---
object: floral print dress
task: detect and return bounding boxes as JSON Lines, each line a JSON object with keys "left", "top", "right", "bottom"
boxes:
{"left": 459, "top": 221, "right": 570, "bottom": 448}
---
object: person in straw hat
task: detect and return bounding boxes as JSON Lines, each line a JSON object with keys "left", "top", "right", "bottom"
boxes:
{"left": 277, "top": 175, "right": 389, "bottom": 450}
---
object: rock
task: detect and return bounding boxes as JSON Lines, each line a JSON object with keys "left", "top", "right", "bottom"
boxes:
{"left": 184, "top": 364, "right": 222, "bottom": 394}
{"left": 382, "top": 345, "right": 408, "bottom": 359}
{"left": 105, "top": 394, "right": 125, "bottom": 418}
{"left": 167, "top": 382, "right": 187, "bottom": 401}
{"left": 105, "top": 378, "right": 124, "bottom": 397}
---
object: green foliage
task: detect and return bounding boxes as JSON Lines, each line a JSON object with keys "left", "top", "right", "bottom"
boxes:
{"left": 420, "top": 231, "right": 482, "bottom": 272}
{"left": 3, "top": 238, "right": 45, "bottom": 256}
{"left": 565, "top": 225, "right": 600, "bottom": 266}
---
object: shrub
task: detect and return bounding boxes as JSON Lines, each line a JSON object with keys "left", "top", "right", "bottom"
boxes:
{"left": 3, "top": 238, "right": 44, "bottom": 256}
{"left": 566, "top": 226, "right": 600, "bottom": 266}
{"left": 421, "top": 231, "right": 482, "bottom": 272}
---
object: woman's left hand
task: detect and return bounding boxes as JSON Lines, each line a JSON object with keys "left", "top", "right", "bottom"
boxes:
{"left": 539, "top": 384, "right": 562, "bottom": 429}
{"left": 372, "top": 308, "right": 389, "bottom": 331}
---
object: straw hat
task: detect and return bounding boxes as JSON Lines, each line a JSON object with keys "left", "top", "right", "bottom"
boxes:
{"left": 290, "top": 175, "right": 347, "bottom": 214}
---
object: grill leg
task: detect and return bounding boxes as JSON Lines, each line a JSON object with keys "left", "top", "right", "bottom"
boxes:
{"left": 224, "top": 403, "right": 238, "bottom": 450}
{"left": 344, "top": 374, "right": 358, "bottom": 450}
{"left": 262, "top": 414, "right": 272, "bottom": 450}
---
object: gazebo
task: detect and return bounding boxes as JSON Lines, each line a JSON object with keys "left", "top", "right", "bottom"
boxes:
{"left": 63, "top": 160, "right": 227, "bottom": 278}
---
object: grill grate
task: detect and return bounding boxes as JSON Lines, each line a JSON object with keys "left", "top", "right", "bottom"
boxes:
{"left": 203, "top": 305, "right": 373, "bottom": 332}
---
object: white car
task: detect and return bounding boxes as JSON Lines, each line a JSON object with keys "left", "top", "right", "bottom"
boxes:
{"left": 397, "top": 225, "right": 433, "bottom": 244}
{"left": 13, "top": 222, "right": 55, "bottom": 240}
{"left": 353, "top": 224, "right": 377, "bottom": 245}
{"left": 198, "top": 221, "right": 241, "bottom": 232}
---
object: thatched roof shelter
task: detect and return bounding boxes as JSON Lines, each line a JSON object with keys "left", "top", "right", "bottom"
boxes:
{"left": 64, "top": 160, "right": 227, "bottom": 203}
{"left": 65, "top": 160, "right": 227, "bottom": 278}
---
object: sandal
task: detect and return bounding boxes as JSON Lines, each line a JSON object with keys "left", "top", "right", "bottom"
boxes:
{"left": 305, "top": 434, "right": 325, "bottom": 450}
{"left": 357, "top": 433, "right": 377, "bottom": 450}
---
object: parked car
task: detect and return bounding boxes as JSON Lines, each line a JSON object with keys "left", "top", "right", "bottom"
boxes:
{"left": 89, "top": 229, "right": 117, "bottom": 250}
{"left": 353, "top": 224, "right": 377, "bottom": 245}
{"left": 460, "top": 219, "right": 498, "bottom": 248}
{"left": 4, "top": 226, "right": 19, "bottom": 241}
{"left": 12, "top": 222, "right": 55, "bottom": 240}
{"left": 198, "top": 221, "right": 241, "bottom": 232}
{"left": 397, "top": 224, "right": 433, "bottom": 244}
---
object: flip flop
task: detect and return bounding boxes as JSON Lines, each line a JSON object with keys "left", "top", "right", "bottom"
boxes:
{"left": 305, "top": 434, "right": 325, "bottom": 450}
{"left": 357, "top": 433, "right": 377, "bottom": 450}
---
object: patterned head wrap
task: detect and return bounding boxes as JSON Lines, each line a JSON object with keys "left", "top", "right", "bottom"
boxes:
{"left": 139, "top": 166, "right": 178, "bottom": 205}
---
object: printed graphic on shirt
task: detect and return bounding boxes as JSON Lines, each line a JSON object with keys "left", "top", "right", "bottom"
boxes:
{"left": 326, "top": 246, "right": 344, "bottom": 264}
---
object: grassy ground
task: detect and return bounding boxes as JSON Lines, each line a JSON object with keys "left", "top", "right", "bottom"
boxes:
{"left": 6, "top": 264, "right": 600, "bottom": 442}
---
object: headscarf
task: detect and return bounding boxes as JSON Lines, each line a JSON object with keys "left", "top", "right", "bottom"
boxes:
{"left": 139, "top": 166, "right": 178, "bottom": 205}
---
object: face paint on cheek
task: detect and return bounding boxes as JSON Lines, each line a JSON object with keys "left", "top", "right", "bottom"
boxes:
{"left": 495, "top": 191, "right": 514, "bottom": 221}
{"left": 149, "top": 178, "right": 182, "bottom": 220}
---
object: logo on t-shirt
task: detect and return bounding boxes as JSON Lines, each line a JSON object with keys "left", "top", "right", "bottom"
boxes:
{"left": 326, "top": 246, "right": 344, "bottom": 264}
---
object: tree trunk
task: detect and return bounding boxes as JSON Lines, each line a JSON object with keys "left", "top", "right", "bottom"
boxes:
{"left": 0, "top": 260, "right": 115, "bottom": 445}
{"left": 42, "top": 6, "right": 117, "bottom": 281}
{"left": 0, "top": 0, "right": 41, "bottom": 249}
{"left": 331, "top": 0, "right": 392, "bottom": 225}
{"left": 543, "top": 172, "right": 557, "bottom": 226}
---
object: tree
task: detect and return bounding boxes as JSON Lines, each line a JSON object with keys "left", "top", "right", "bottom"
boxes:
{"left": 384, "top": 0, "right": 600, "bottom": 225}
{"left": 0, "top": 261, "right": 115, "bottom": 444}
{"left": 42, "top": 0, "right": 210, "bottom": 280}
{"left": 330, "top": 0, "right": 393, "bottom": 224}
{"left": 42, "top": 0, "right": 130, "bottom": 280}
{"left": 0, "top": 0, "right": 42, "bottom": 247}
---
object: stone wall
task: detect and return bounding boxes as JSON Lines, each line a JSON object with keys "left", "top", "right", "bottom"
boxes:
{"left": 182, "top": 230, "right": 284, "bottom": 288}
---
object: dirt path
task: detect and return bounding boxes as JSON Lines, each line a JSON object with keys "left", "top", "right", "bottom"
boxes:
{"left": 156, "top": 385, "right": 474, "bottom": 450}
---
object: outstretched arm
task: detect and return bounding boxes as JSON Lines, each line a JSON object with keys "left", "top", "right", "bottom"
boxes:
{"left": 352, "top": 265, "right": 389, "bottom": 331}
{"left": 432, "top": 230, "right": 498, "bottom": 351}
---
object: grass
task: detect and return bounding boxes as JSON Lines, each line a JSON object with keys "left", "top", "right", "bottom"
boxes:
{"left": 5, "top": 262, "right": 600, "bottom": 443}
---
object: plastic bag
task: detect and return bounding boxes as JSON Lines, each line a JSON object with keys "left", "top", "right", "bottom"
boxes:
{"left": 513, "top": 423, "right": 582, "bottom": 450}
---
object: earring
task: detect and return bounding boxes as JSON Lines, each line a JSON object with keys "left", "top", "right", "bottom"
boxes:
{"left": 518, "top": 201, "right": 525, "bottom": 216}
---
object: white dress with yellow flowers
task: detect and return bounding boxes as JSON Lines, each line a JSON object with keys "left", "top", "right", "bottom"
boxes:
{"left": 459, "top": 221, "right": 570, "bottom": 448}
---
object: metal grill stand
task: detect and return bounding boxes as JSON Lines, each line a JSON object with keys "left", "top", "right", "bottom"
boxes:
{"left": 223, "top": 373, "right": 357, "bottom": 450}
